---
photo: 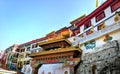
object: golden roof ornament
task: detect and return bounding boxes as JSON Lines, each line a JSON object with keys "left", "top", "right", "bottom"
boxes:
{"left": 114, "top": 11, "right": 120, "bottom": 22}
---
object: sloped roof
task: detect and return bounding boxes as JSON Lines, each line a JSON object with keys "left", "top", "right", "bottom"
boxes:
{"left": 29, "top": 46, "right": 82, "bottom": 57}
{"left": 38, "top": 39, "right": 72, "bottom": 46}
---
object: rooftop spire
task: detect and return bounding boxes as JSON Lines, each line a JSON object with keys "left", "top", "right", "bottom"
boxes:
{"left": 96, "top": 0, "right": 99, "bottom": 7}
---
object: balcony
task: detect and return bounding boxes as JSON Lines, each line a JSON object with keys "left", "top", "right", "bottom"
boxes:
{"left": 79, "top": 21, "right": 120, "bottom": 44}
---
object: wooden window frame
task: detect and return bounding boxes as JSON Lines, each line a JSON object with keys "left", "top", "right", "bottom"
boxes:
{"left": 84, "top": 21, "right": 91, "bottom": 30}
{"left": 111, "top": 1, "right": 120, "bottom": 12}
{"left": 96, "top": 11, "right": 105, "bottom": 22}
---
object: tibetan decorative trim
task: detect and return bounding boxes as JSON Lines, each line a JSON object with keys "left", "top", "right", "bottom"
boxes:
{"left": 84, "top": 40, "right": 96, "bottom": 50}
{"left": 114, "top": 11, "right": 120, "bottom": 22}
{"left": 98, "top": 21, "right": 106, "bottom": 30}
{"left": 30, "top": 47, "right": 81, "bottom": 57}
{"left": 86, "top": 29, "right": 94, "bottom": 35}
{"left": 103, "top": 34, "right": 113, "bottom": 42}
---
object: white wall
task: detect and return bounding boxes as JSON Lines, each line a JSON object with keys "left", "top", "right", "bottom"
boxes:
{"left": 96, "top": 30, "right": 120, "bottom": 47}
{"left": 81, "top": 30, "right": 120, "bottom": 53}
{"left": 78, "top": 5, "right": 114, "bottom": 36}
{"left": 68, "top": 36, "right": 80, "bottom": 46}
{"left": 77, "top": 4, "right": 120, "bottom": 53}
{"left": 38, "top": 63, "right": 70, "bottom": 74}
{"left": 80, "top": 25, "right": 84, "bottom": 34}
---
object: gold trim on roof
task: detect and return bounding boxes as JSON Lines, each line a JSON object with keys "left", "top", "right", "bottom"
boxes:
{"left": 30, "top": 47, "right": 82, "bottom": 57}
{"left": 38, "top": 39, "right": 72, "bottom": 46}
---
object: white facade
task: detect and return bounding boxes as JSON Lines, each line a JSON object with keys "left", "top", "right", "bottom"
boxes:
{"left": 38, "top": 63, "right": 70, "bottom": 74}
{"left": 74, "top": 2, "right": 120, "bottom": 53}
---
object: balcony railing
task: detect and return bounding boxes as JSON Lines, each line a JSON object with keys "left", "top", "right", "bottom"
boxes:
{"left": 79, "top": 21, "right": 120, "bottom": 44}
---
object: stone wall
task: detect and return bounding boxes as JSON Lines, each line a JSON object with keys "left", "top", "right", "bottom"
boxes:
{"left": 76, "top": 39, "right": 120, "bottom": 74}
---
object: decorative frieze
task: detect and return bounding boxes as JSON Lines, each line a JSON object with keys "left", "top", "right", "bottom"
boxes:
{"left": 80, "top": 21, "right": 120, "bottom": 44}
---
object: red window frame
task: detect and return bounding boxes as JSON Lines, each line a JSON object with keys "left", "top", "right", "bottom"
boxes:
{"left": 111, "top": 1, "right": 120, "bottom": 12}
{"left": 84, "top": 21, "right": 91, "bottom": 29}
{"left": 96, "top": 11, "right": 105, "bottom": 22}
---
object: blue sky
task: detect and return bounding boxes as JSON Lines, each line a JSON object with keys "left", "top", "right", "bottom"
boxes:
{"left": 0, "top": 0, "right": 102, "bottom": 50}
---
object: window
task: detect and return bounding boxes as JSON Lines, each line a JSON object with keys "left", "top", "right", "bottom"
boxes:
{"left": 111, "top": 1, "right": 120, "bottom": 12}
{"left": 32, "top": 43, "right": 38, "bottom": 48}
{"left": 96, "top": 11, "right": 105, "bottom": 22}
{"left": 21, "top": 48, "right": 25, "bottom": 52}
{"left": 16, "top": 53, "right": 19, "bottom": 57}
{"left": 27, "top": 47, "right": 30, "bottom": 51}
{"left": 84, "top": 21, "right": 91, "bottom": 29}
